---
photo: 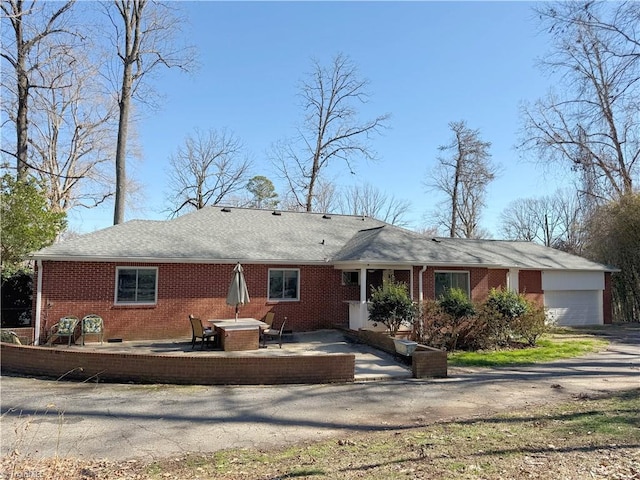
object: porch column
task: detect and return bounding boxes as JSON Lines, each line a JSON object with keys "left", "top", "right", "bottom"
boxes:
{"left": 508, "top": 268, "right": 519, "bottom": 293}
{"left": 360, "top": 267, "right": 368, "bottom": 325}
{"left": 410, "top": 267, "right": 414, "bottom": 301}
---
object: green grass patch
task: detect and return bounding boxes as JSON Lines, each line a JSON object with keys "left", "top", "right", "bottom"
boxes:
{"left": 448, "top": 336, "right": 608, "bottom": 368}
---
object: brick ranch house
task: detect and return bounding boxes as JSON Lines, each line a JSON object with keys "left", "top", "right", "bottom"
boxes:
{"left": 29, "top": 207, "right": 616, "bottom": 344}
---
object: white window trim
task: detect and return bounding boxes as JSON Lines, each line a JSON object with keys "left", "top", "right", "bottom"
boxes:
{"left": 114, "top": 266, "right": 158, "bottom": 305}
{"left": 434, "top": 270, "right": 471, "bottom": 298}
{"left": 268, "top": 268, "right": 300, "bottom": 302}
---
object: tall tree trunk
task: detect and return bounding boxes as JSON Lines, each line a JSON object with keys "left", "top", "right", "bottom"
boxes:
{"left": 16, "top": 52, "right": 28, "bottom": 180}
{"left": 449, "top": 133, "right": 463, "bottom": 238}
{"left": 113, "top": 68, "right": 132, "bottom": 225}
{"left": 14, "top": 0, "right": 28, "bottom": 180}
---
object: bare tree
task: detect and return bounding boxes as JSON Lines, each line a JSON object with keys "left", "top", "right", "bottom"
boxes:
{"left": 166, "top": 128, "right": 252, "bottom": 216}
{"left": 499, "top": 190, "right": 585, "bottom": 252}
{"left": 1, "top": 0, "right": 76, "bottom": 179}
{"left": 273, "top": 53, "right": 390, "bottom": 212}
{"left": 103, "top": 0, "right": 196, "bottom": 224}
{"left": 426, "top": 121, "right": 498, "bottom": 238}
{"left": 27, "top": 40, "right": 117, "bottom": 213}
{"left": 586, "top": 193, "right": 640, "bottom": 322}
{"left": 520, "top": 1, "right": 639, "bottom": 202}
{"left": 339, "top": 183, "right": 411, "bottom": 226}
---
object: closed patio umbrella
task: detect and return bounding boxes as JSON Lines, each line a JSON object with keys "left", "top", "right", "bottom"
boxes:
{"left": 226, "top": 263, "right": 250, "bottom": 321}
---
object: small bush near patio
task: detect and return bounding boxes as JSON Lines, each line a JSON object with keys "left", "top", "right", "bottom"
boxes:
{"left": 368, "top": 279, "right": 417, "bottom": 336}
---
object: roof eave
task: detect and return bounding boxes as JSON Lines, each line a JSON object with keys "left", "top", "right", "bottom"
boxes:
{"left": 31, "top": 254, "right": 334, "bottom": 265}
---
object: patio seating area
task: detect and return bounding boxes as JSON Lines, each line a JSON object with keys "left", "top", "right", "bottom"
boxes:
{"left": 42, "top": 329, "right": 413, "bottom": 381}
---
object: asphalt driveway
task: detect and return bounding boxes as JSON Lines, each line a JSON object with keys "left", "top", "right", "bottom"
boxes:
{"left": 1, "top": 325, "right": 638, "bottom": 462}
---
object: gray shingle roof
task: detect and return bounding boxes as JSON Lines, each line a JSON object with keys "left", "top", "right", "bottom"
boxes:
{"left": 332, "top": 227, "right": 501, "bottom": 266}
{"left": 31, "top": 207, "right": 616, "bottom": 271}
{"left": 434, "top": 238, "right": 616, "bottom": 271}
{"left": 32, "top": 207, "right": 388, "bottom": 263}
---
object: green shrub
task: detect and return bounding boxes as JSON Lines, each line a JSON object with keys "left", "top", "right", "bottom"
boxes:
{"left": 438, "top": 288, "right": 475, "bottom": 319}
{"left": 416, "top": 299, "right": 488, "bottom": 351}
{"left": 415, "top": 289, "right": 548, "bottom": 352}
{"left": 368, "top": 280, "right": 417, "bottom": 336}
{"left": 485, "top": 288, "right": 529, "bottom": 318}
{"left": 512, "top": 303, "right": 548, "bottom": 346}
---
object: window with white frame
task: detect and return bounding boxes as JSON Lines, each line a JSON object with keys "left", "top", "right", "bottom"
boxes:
{"left": 434, "top": 271, "right": 470, "bottom": 298}
{"left": 268, "top": 268, "right": 300, "bottom": 301}
{"left": 115, "top": 267, "right": 158, "bottom": 304}
{"left": 342, "top": 270, "right": 360, "bottom": 286}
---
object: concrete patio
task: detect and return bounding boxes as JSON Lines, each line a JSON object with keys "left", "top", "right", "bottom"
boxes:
{"left": 57, "top": 329, "right": 413, "bottom": 382}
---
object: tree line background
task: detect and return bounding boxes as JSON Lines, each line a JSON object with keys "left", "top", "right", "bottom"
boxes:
{"left": 1, "top": 1, "right": 638, "bottom": 323}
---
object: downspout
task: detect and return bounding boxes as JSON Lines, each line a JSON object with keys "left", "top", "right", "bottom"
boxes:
{"left": 419, "top": 265, "right": 427, "bottom": 303}
{"left": 34, "top": 260, "right": 43, "bottom": 345}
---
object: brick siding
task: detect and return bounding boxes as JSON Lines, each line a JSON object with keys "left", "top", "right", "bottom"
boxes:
{"left": 34, "top": 261, "right": 612, "bottom": 341}
{"left": 35, "top": 262, "right": 361, "bottom": 341}
{"left": 420, "top": 266, "right": 500, "bottom": 302}
{"left": 604, "top": 272, "right": 613, "bottom": 324}
{"left": 519, "top": 270, "right": 544, "bottom": 306}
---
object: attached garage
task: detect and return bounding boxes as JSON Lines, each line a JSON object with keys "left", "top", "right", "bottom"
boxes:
{"left": 542, "top": 271, "right": 605, "bottom": 326}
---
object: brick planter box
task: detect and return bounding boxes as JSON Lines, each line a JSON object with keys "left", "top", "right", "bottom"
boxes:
{"left": 412, "top": 344, "right": 448, "bottom": 378}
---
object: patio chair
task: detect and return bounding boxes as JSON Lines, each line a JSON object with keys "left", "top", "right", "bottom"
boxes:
{"left": 47, "top": 316, "right": 80, "bottom": 346}
{"left": 189, "top": 315, "right": 217, "bottom": 350}
{"left": 81, "top": 314, "right": 104, "bottom": 345}
{"left": 262, "top": 316, "right": 286, "bottom": 348}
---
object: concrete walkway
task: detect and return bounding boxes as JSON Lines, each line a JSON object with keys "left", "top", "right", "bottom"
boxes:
{"left": 1, "top": 326, "right": 638, "bottom": 462}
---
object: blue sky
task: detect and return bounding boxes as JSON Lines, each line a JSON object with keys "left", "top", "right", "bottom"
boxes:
{"left": 70, "top": 1, "right": 567, "bottom": 237}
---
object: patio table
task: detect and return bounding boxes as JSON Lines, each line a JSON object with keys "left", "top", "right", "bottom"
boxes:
{"left": 208, "top": 318, "right": 268, "bottom": 351}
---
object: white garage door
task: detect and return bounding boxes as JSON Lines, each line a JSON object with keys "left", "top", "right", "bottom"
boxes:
{"left": 544, "top": 290, "right": 603, "bottom": 326}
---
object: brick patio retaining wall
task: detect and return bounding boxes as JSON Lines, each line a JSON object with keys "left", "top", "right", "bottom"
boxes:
{"left": 0, "top": 343, "right": 355, "bottom": 385}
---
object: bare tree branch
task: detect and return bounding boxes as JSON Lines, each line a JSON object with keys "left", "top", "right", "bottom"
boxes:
{"left": 272, "top": 53, "right": 390, "bottom": 212}
{"left": 519, "top": 1, "right": 639, "bottom": 202}
{"left": 425, "top": 121, "right": 498, "bottom": 238}
{"left": 104, "top": 0, "right": 197, "bottom": 224}
{"left": 165, "top": 128, "right": 252, "bottom": 217}
{"left": 1, "top": 0, "right": 77, "bottom": 178}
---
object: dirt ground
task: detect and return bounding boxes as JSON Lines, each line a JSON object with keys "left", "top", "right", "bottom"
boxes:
{"left": 1, "top": 324, "right": 639, "bottom": 479}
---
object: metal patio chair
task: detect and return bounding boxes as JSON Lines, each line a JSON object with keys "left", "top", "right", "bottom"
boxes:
{"left": 47, "top": 316, "right": 80, "bottom": 346}
{"left": 81, "top": 314, "right": 104, "bottom": 345}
